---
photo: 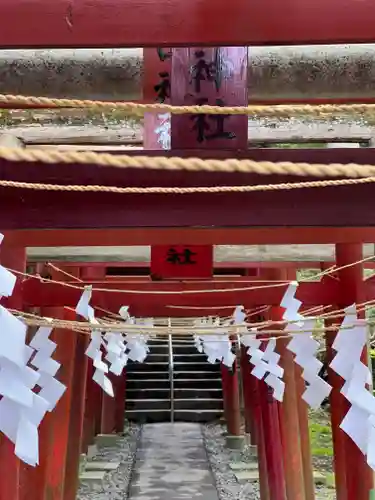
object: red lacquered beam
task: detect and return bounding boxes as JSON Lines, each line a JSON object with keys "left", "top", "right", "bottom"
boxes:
{"left": 0, "top": 0, "right": 375, "bottom": 48}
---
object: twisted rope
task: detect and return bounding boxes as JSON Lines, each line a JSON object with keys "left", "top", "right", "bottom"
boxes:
{"left": 2, "top": 93, "right": 375, "bottom": 118}
{"left": 2, "top": 176, "right": 375, "bottom": 194}
{"left": 1, "top": 147, "right": 375, "bottom": 178}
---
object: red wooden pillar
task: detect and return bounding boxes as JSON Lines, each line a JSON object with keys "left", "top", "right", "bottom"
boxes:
{"left": 34, "top": 307, "right": 77, "bottom": 500}
{"left": 284, "top": 268, "right": 315, "bottom": 500}
{"left": 220, "top": 361, "right": 242, "bottom": 439}
{"left": 241, "top": 342, "right": 270, "bottom": 500}
{"left": 101, "top": 374, "right": 117, "bottom": 435}
{"left": 334, "top": 244, "right": 373, "bottom": 500}
{"left": 80, "top": 267, "right": 105, "bottom": 440}
{"left": 64, "top": 326, "right": 88, "bottom": 500}
{"left": 114, "top": 372, "right": 127, "bottom": 433}
{"left": 325, "top": 312, "right": 348, "bottom": 500}
{"left": 171, "top": 46, "right": 248, "bottom": 439}
{"left": 258, "top": 376, "right": 286, "bottom": 500}
{"left": 240, "top": 345, "right": 255, "bottom": 437}
{"left": 0, "top": 243, "right": 26, "bottom": 500}
{"left": 294, "top": 364, "right": 315, "bottom": 500}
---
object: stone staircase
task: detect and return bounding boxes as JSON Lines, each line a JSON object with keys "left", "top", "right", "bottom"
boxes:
{"left": 125, "top": 334, "right": 223, "bottom": 422}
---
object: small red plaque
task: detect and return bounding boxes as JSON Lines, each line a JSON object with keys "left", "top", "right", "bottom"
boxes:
{"left": 151, "top": 245, "right": 213, "bottom": 279}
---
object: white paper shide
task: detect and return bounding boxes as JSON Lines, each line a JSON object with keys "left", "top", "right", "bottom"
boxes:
{"left": 284, "top": 282, "right": 332, "bottom": 409}
{"left": 0, "top": 234, "right": 66, "bottom": 466}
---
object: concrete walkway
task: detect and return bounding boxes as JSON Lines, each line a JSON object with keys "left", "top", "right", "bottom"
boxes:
{"left": 129, "top": 423, "right": 219, "bottom": 500}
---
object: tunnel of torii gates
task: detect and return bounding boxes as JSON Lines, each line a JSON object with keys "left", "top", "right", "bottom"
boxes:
{"left": 3, "top": 1, "right": 375, "bottom": 500}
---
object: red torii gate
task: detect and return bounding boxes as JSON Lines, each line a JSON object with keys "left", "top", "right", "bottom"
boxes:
{"left": 0, "top": 1, "right": 374, "bottom": 500}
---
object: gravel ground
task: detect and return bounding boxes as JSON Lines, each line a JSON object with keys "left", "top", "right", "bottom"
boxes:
{"left": 203, "top": 423, "right": 261, "bottom": 500}
{"left": 203, "top": 423, "right": 335, "bottom": 500}
{"left": 77, "top": 423, "right": 141, "bottom": 500}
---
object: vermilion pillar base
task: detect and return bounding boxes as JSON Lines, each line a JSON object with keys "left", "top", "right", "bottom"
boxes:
{"left": 101, "top": 373, "right": 117, "bottom": 435}
{"left": 221, "top": 362, "right": 242, "bottom": 438}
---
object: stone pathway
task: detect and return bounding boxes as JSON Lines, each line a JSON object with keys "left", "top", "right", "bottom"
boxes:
{"left": 129, "top": 423, "right": 219, "bottom": 500}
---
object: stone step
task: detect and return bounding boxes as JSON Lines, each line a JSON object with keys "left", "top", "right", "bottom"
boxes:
{"left": 127, "top": 387, "right": 170, "bottom": 399}
{"left": 127, "top": 371, "right": 170, "bottom": 380}
{"left": 126, "top": 407, "right": 224, "bottom": 423}
{"left": 173, "top": 353, "right": 208, "bottom": 363}
{"left": 147, "top": 339, "right": 169, "bottom": 346}
{"left": 173, "top": 362, "right": 220, "bottom": 372}
{"left": 127, "top": 398, "right": 171, "bottom": 411}
{"left": 174, "top": 371, "right": 221, "bottom": 380}
{"left": 85, "top": 461, "right": 120, "bottom": 471}
{"left": 147, "top": 353, "right": 169, "bottom": 363}
{"left": 174, "top": 378, "right": 222, "bottom": 389}
{"left": 125, "top": 409, "right": 170, "bottom": 422}
{"left": 172, "top": 336, "right": 195, "bottom": 342}
{"left": 174, "top": 398, "right": 223, "bottom": 410}
{"left": 174, "top": 388, "right": 223, "bottom": 399}
{"left": 79, "top": 470, "right": 107, "bottom": 484}
{"left": 127, "top": 378, "right": 170, "bottom": 390}
{"left": 147, "top": 345, "right": 169, "bottom": 354}
{"left": 95, "top": 434, "right": 121, "bottom": 448}
{"left": 234, "top": 470, "right": 259, "bottom": 483}
{"left": 229, "top": 461, "right": 259, "bottom": 471}
{"left": 172, "top": 341, "right": 196, "bottom": 347}
{"left": 174, "top": 409, "right": 224, "bottom": 422}
{"left": 127, "top": 361, "right": 169, "bottom": 373}
{"left": 172, "top": 345, "right": 199, "bottom": 355}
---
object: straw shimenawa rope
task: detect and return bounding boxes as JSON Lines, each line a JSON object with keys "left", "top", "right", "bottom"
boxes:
{"left": 1, "top": 176, "right": 375, "bottom": 194}
{"left": 2, "top": 93, "right": 375, "bottom": 118}
{"left": 1, "top": 147, "right": 375, "bottom": 179}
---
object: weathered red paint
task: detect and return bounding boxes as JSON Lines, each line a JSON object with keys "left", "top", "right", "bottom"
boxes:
{"left": 64, "top": 329, "right": 89, "bottom": 500}
{"left": 335, "top": 244, "right": 374, "bottom": 500}
{"left": 143, "top": 48, "right": 171, "bottom": 150}
{"left": 43, "top": 307, "right": 77, "bottom": 500}
{"left": 0, "top": 0, "right": 375, "bottom": 47}
{"left": 0, "top": 244, "right": 26, "bottom": 500}
{"left": 171, "top": 47, "right": 248, "bottom": 149}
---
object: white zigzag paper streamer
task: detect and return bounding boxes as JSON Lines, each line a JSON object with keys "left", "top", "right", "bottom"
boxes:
{"left": 124, "top": 316, "right": 150, "bottom": 363}
{"left": 238, "top": 305, "right": 285, "bottom": 402}
{"left": 194, "top": 317, "right": 235, "bottom": 368}
{"left": 76, "top": 286, "right": 114, "bottom": 397}
{"left": 0, "top": 234, "right": 65, "bottom": 466}
{"left": 283, "top": 282, "right": 332, "bottom": 409}
{"left": 329, "top": 306, "right": 375, "bottom": 469}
